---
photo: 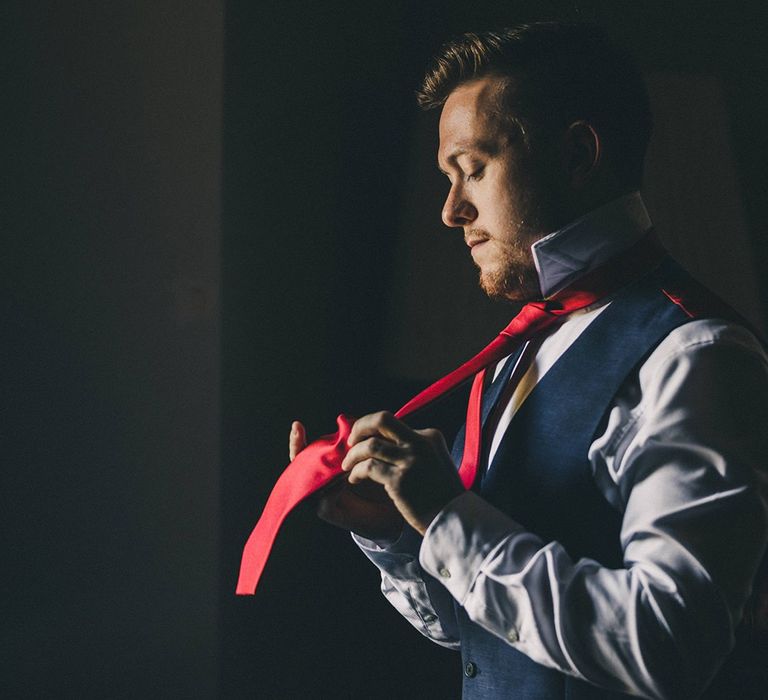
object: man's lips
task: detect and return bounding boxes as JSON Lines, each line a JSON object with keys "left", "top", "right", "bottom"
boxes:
{"left": 465, "top": 235, "right": 490, "bottom": 248}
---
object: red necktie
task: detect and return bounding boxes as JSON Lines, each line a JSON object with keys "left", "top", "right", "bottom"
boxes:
{"left": 236, "top": 232, "right": 666, "bottom": 595}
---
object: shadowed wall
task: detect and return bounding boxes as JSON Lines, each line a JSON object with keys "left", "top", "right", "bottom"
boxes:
{"left": 3, "top": 3, "right": 221, "bottom": 697}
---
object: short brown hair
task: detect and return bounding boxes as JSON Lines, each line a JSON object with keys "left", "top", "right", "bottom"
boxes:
{"left": 418, "top": 22, "right": 653, "bottom": 189}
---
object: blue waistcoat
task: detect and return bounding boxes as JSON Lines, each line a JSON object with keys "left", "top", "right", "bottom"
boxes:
{"left": 448, "top": 258, "right": 714, "bottom": 699}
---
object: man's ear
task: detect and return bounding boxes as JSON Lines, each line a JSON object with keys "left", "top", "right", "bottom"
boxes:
{"left": 563, "top": 120, "right": 601, "bottom": 188}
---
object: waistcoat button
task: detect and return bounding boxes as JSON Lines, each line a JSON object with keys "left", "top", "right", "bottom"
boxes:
{"left": 464, "top": 661, "right": 477, "bottom": 678}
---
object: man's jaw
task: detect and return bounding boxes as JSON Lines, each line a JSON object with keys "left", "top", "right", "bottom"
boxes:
{"left": 470, "top": 240, "right": 542, "bottom": 303}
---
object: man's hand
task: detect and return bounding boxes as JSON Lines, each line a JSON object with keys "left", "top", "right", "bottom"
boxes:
{"left": 288, "top": 420, "right": 404, "bottom": 542}
{"left": 341, "top": 411, "right": 464, "bottom": 536}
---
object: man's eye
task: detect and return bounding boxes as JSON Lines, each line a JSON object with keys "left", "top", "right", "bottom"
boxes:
{"left": 465, "top": 167, "right": 484, "bottom": 182}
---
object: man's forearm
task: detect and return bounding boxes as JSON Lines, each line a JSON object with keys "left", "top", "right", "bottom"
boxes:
{"left": 353, "top": 526, "right": 461, "bottom": 649}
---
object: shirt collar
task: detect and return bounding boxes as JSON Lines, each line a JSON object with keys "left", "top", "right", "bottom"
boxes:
{"left": 531, "top": 191, "right": 652, "bottom": 298}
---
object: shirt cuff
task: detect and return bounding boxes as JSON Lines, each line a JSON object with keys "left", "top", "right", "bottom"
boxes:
{"left": 352, "top": 524, "right": 424, "bottom": 577}
{"left": 419, "top": 491, "right": 530, "bottom": 604}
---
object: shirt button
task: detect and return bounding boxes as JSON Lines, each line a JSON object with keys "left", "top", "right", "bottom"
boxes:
{"left": 507, "top": 627, "right": 519, "bottom": 643}
{"left": 423, "top": 613, "right": 437, "bottom": 624}
{"left": 464, "top": 661, "right": 478, "bottom": 678}
{"left": 438, "top": 567, "right": 451, "bottom": 578}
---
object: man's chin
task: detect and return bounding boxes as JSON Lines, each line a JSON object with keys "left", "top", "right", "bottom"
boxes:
{"left": 479, "top": 271, "right": 539, "bottom": 303}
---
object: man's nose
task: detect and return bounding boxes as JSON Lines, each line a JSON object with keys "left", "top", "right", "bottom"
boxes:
{"left": 442, "top": 186, "right": 478, "bottom": 228}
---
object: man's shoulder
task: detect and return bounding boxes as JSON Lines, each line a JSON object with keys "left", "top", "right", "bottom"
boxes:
{"left": 650, "top": 256, "right": 763, "bottom": 339}
{"left": 652, "top": 318, "right": 767, "bottom": 365}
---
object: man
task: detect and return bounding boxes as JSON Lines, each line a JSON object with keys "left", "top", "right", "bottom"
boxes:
{"left": 290, "top": 23, "right": 768, "bottom": 699}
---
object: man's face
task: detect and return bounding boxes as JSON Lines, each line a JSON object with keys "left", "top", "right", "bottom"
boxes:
{"left": 437, "top": 76, "right": 564, "bottom": 302}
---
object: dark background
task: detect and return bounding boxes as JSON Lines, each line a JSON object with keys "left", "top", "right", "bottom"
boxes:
{"left": 3, "top": 1, "right": 767, "bottom": 698}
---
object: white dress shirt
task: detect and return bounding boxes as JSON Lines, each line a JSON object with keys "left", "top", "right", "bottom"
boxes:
{"left": 354, "top": 193, "right": 768, "bottom": 699}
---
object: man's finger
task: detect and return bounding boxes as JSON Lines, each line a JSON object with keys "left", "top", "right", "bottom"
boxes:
{"left": 348, "top": 411, "right": 415, "bottom": 447}
{"left": 289, "top": 420, "right": 307, "bottom": 460}
{"left": 341, "top": 436, "right": 402, "bottom": 473}
{"left": 347, "top": 458, "right": 391, "bottom": 486}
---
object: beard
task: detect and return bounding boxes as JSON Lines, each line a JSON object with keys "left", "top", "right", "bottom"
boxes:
{"left": 476, "top": 239, "right": 541, "bottom": 302}
{"left": 471, "top": 202, "right": 562, "bottom": 303}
